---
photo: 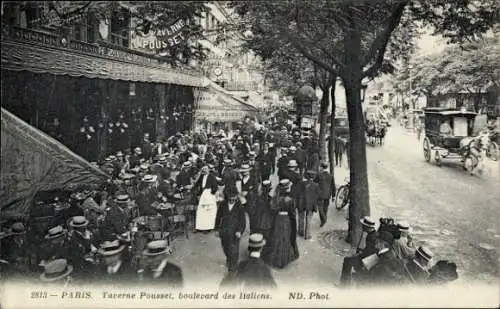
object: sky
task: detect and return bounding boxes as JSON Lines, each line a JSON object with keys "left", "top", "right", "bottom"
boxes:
{"left": 416, "top": 30, "right": 448, "bottom": 56}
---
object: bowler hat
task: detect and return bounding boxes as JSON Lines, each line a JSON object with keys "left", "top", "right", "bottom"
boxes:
{"left": 98, "top": 239, "right": 125, "bottom": 257}
{"left": 248, "top": 233, "right": 266, "bottom": 249}
{"left": 40, "top": 259, "right": 73, "bottom": 282}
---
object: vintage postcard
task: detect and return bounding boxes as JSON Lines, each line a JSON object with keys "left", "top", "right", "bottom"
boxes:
{"left": 1, "top": 1, "right": 499, "bottom": 308}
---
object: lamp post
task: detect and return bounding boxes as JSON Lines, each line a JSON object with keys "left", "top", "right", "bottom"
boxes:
{"left": 408, "top": 64, "right": 413, "bottom": 110}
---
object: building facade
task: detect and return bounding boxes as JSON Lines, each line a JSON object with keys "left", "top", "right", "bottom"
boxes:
{"left": 1, "top": 2, "right": 206, "bottom": 162}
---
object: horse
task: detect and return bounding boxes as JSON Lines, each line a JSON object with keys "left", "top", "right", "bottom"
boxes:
{"left": 375, "top": 124, "right": 388, "bottom": 146}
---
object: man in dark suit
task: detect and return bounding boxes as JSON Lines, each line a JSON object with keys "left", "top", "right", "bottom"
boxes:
{"left": 99, "top": 194, "right": 130, "bottom": 241}
{"left": 221, "top": 233, "right": 276, "bottom": 289}
{"left": 219, "top": 188, "right": 246, "bottom": 273}
{"left": 277, "top": 148, "right": 289, "bottom": 180}
{"left": 221, "top": 159, "right": 239, "bottom": 198}
{"left": 256, "top": 143, "right": 274, "bottom": 182}
{"left": 298, "top": 170, "right": 320, "bottom": 239}
{"left": 317, "top": 162, "right": 336, "bottom": 227}
{"left": 95, "top": 239, "right": 136, "bottom": 284}
{"left": 294, "top": 142, "right": 307, "bottom": 176}
{"left": 141, "top": 133, "right": 153, "bottom": 161}
{"left": 175, "top": 161, "right": 193, "bottom": 190}
{"left": 139, "top": 240, "right": 183, "bottom": 288}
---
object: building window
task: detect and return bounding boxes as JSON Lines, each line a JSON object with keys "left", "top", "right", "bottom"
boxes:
{"left": 110, "top": 8, "right": 130, "bottom": 47}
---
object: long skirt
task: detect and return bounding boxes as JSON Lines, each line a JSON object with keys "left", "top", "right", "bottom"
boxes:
{"left": 195, "top": 189, "right": 218, "bottom": 231}
{"left": 262, "top": 212, "right": 299, "bottom": 268}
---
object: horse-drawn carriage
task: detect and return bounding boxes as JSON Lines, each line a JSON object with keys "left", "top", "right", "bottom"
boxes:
{"left": 422, "top": 108, "right": 486, "bottom": 174}
{"left": 365, "top": 114, "right": 388, "bottom": 146}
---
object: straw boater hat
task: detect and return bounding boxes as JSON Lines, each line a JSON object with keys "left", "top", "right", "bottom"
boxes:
{"left": 134, "top": 147, "right": 142, "bottom": 155}
{"left": 40, "top": 259, "right": 73, "bottom": 282}
{"left": 140, "top": 163, "right": 150, "bottom": 171}
{"left": 239, "top": 164, "right": 252, "bottom": 173}
{"left": 10, "top": 222, "right": 26, "bottom": 235}
{"left": 248, "top": 233, "right": 266, "bottom": 249}
{"left": 289, "top": 146, "right": 297, "bottom": 152}
{"left": 262, "top": 180, "right": 272, "bottom": 187}
{"left": 360, "top": 216, "right": 376, "bottom": 232}
{"left": 158, "top": 156, "right": 167, "bottom": 163}
{"left": 116, "top": 151, "right": 124, "bottom": 157}
{"left": 416, "top": 246, "right": 433, "bottom": 263}
{"left": 98, "top": 239, "right": 125, "bottom": 257}
{"left": 109, "top": 155, "right": 117, "bottom": 161}
{"left": 142, "top": 174, "right": 158, "bottom": 183}
{"left": 69, "top": 216, "right": 89, "bottom": 229}
{"left": 397, "top": 221, "right": 412, "bottom": 233}
{"left": 248, "top": 151, "right": 256, "bottom": 158}
{"left": 113, "top": 194, "right": 131, "bottom": 205}
{"left": 288, "top": 160, "right": 298, "bottom": 168}
{"left": 279, "top": 179, "right": 292, "bottom": 191}
{"left": 143, "top": 240, "right": 171, "bottom": 257}
{"left": 45, "top": 225, "right": 67, "bottom": 240}
{"left": 223, "top": 159, "right": 232, "bottom": 166}
{"left": 183, "top": 161, "right": 192, "bottom": 168}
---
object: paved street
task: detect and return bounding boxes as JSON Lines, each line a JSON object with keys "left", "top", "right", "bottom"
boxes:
{"left": 167, "top": 122, "right": 499, "bottom": 288}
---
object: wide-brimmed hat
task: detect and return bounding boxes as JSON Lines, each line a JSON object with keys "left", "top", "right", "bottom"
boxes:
{"left": 40, "top": 259, "right": 73, "bottom": 282}
{"left": 10, "top": 222, "right": 26, "bottom": 235}
{"left": 142, "top": 174, "right": 158, "bottom": 183}
{"left": 248, "top": 233, "right": 266, "bottom": 249}
{"left": 360, "top": 216, "right": 376, "bottom": 231}
{"left": 69, "top": 216, "right": 89, "bottom": 228}
{"left": 98, "top": 239, "right": 126, "bottom": 257}
{"left": 45, "top": 225, "right": 67, "bottom": 240}
{"left": 114, "top": 194, "right": 131, "bottom": 205}
{"left": 288, "top": 160, "right": 298, "bottom": 168}
{"left": 416, "top": 246, "right": 433, "bottom": 262}
{"left": 239, "top": 164, "right": 251, "bottom": 172}
{"left": 143, "top": 240, "right": 171, "bottom": 256}
{"left": 262, "top": 180, "right": 272, "bottom": 187}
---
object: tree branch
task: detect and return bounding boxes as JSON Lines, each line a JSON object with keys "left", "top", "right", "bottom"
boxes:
{"left": 361, "top": 2, "right": 408, "bottom": 78}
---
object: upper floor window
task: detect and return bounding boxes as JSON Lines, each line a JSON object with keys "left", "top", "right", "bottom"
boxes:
{"left": 110, "top": 8, "right": 130, "bottom": 47}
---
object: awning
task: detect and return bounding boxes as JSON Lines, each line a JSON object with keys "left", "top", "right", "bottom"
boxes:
{"left": 1, "top": 107, "right": 110, "bottom": 218}
{"left": 193, "top": 82, "right": 258, "bottom": 122}
{"left": 1, "top": 27, "right": 209, "bottom": 87}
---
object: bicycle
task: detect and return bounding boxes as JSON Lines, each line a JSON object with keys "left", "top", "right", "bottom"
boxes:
{"left": 334, "top": 178, "right": 350, "bottom": 210}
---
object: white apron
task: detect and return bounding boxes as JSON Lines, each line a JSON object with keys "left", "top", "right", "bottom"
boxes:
{"left": 195, "top": 188, "right": 218, "bottom": 230}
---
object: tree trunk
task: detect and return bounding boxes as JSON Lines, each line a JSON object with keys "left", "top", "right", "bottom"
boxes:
{"left": 328, "top": 84, "right": 337, "bottom": 175}
{"left": 318, "top": 86, "right": 330, "bottom": 162}
{"left": 342, "top": 23, "right": 371, "bottom": 246}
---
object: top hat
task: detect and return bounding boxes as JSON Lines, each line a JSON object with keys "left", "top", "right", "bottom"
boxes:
{"left": 45, "top": 226, "right": 67, "bottom": 240}
{"left": 10, "top": 222, "right": 26, "bottom": 235}
{"left": 239, "top": 164, "right": 251, "bottom": 173}
{"left": 69, "top": 216, "right": 89, "bottom": 228}
{"left": 262, "top": 180, "right": 272, "bottom": 187}
{"left": 142, "top": 174, "right": 158, "bottom": 183}
{"left": 360, "top": 216, "right": 376, "bottom": 231}
{"left": 416, "top": 246, "right": 433, "bottom": 262}
{"left": 114, "top": 194, "right": 131, "bottom": 204}
{"left": 248, "top": 233, "right": 266, "bottom": 249}
{"left": 288, "top": 160, "right": 298, "bottom": 168}
{"left": 98, "top": 239, "right": 125, "bottom": 257}
{"left": 143, "top": 240, "right": 170, "bottom": 256}
{"left": 39, "top": 259, "right": 73, "bottom": 282}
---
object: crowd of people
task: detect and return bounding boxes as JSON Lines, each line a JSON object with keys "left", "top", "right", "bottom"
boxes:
{"left": 1, "top": 119, "right": 339, "bottom": 288}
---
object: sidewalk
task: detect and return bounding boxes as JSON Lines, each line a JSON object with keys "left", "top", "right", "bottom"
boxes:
{"left": 166, "top": 166, "right": 353, "bottom": 288}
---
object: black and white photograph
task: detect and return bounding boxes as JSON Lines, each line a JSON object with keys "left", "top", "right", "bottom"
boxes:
{"left": 0, "top": 1, "right": 499, "bottom": 308}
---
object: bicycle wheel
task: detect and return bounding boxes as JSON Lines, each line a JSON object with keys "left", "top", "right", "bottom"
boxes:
{"left": 488, "top": 142, "right": 499, "bottom": 161}
{"left": 335, "top": 185, "right": 349, "bottom": 210}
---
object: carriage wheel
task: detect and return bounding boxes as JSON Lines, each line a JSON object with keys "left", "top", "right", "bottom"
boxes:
{"left": 335, "top": 185, "right": 349, "bottom": 210}
{"left": 423, "top": 138, "right": 431, "bottom": 162}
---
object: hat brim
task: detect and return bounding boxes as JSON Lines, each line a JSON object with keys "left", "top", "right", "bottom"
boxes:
{"left": 40, "top": 265, "right": 73, "bottom": 282}
{"left": 69, "top": 221, "right": 89, "bottom": 228}
{"left": 143, "top": 248, "right": 168, "bottom": 257}
{"left": 45, "top": 231, "right": 67, "bottom": 240}
{"left": 239, "top": 168, "right": 251, "bottom": 172}
{"left": 10, "top": 230, "right": 26, "bottom": 236}
{"left": 98, "top": 245, "right": 126, "bottom": 257}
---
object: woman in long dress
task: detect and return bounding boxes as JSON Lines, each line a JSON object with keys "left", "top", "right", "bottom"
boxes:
{"left": 194, "top": 165, "right": 219, "bottom": 232}
{"left": 262, "top": 179, "right": 299, "bottom": 268}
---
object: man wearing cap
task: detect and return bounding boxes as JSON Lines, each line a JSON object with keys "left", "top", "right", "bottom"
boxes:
{"left": 139, "top": 240, "right": 183, "bottom": 287}
{"left": 99, "top": 194, "right": 130, "bottom": 241}
{"left": 317, "top": 162, "right": 335, "bottom": 228}
{"left": 405, "top": 246, "right": 433, "bottom": 284}
{"left": 219, "top": 187, "right": 247, "bottom": 273}
{"left": 0, "top": 222, "right": 29, "bottom": 277}
{"left": 221, "top": 233, "right": 276, "bottom": 289}
{"left": 257, "top": 143, "right": 274, "bottom": 182}
{"left": 96, "top": 239, "right": 136, "bottom": 283}
{"left": 298, "top": 170, "right": 320, "bottom": 240}
{"left": 68, "top": 216, "right": 97, "bottom": 280}
{"left": 40, "top": 226, "right": 70, "bottom": 266}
